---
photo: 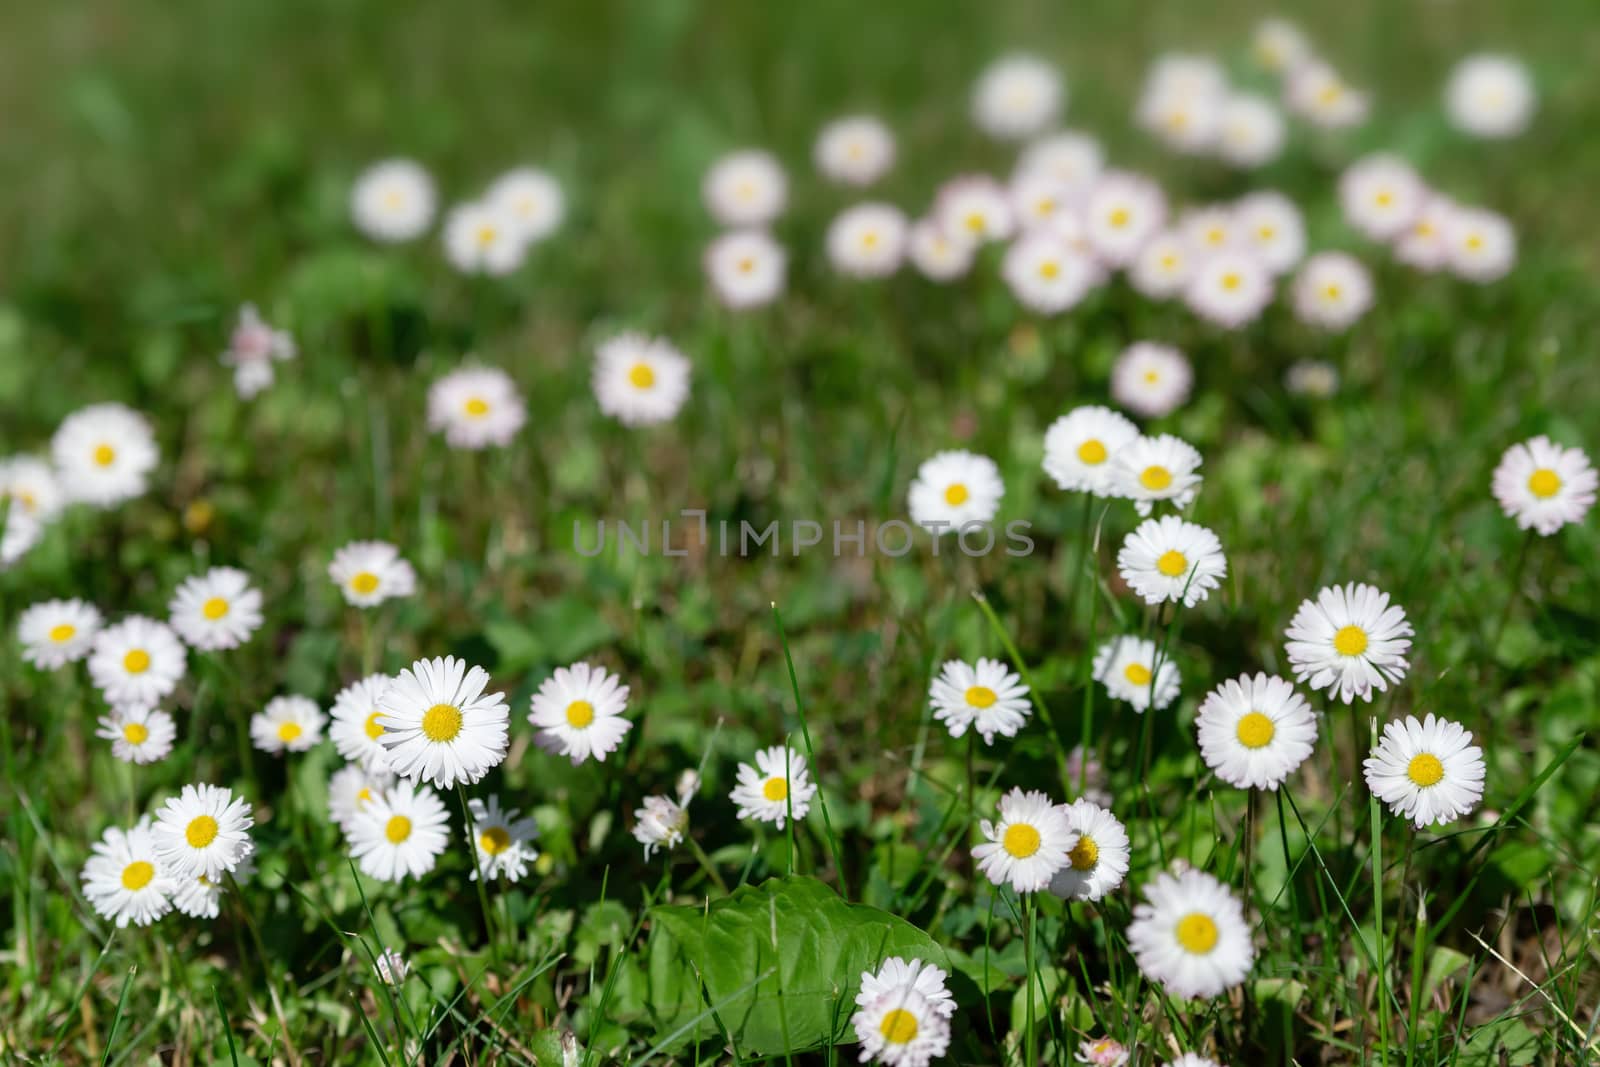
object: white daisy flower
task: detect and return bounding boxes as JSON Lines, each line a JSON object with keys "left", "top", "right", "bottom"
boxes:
{"left": 703, "top": 150, "right": 787, "bottom": 228}
{"left": 1092, "top": 636, "right": 1181, "bottom": 712}
{"left": 1446, "top": 55, "right": 1535, "bottom": 140}
{"left": 377, "top": 655, "right": 509, "bottom": 789}
{"left": 1444, "top": 206, "right": 1515, "bottom": 283}
{"left": 1196, "top": 673, "right": 1318, "bottom": 791}
{"left": 593, "top": 332, "right": 692, "bottom": 426}
{"left": 1364, "top": 714, "right": 1487, "bottom": 828}
{"left": 705, "top": 229, "right": 786, "bottom": 309}
{"left": 1008, "top": 170, "right": 1077, "bottom": 231}
{"left": 1338, "top": 155, "right": 1426, "bottom": 241}
{"left": 152, "top": 783, "right": 254, "bottom": 881}
{"left": 442, "top": 201, "right": 526, "bottom": 276}
{"left": 907, "top": 450, "right": 1004, "bottom": 534}
{"left": 633, "top": 794, "right": 689, "bottom": 859}
{"left": 1128, "top": 868, "right": 1254, "bottom": 1000}
{"left": 972, "top": 787, "right": 1076, "bottom": 893}
{"left": 329, "top": 673, "right": 396, "bottom": 771}
{"left": 486, "top": 166, "right": 565, "bottom": 244}
{"left": 1076, "top": 1037, "right": 1130, "bottom": 1066}
{"left": 1253, "top": 18, "right": 1310, "bottom": 74}
{"left": 1286, "top": 61, "right": 1369, "bottom": 129}
{"left": 1163, "top": 1054, "right": 1221, "bottom": 1067}
{"left": 96, "top": 705, "right": 177, "bottom": 765}
{"left": 1292, "top": 251, "right": 1374, "bottom": 330}
{"left": 468, "top": 794, "right": 539, "bottom": 882}
{"left": 1084, "top": 171, "right": 1167, "bottom": 266}
{"left": 1393, "top": 195, "right": 1458, "bottom": 272}
{"left": 1285, "top": 360, "right": 1340, "bottom": 398}
{"left": 528, "top": 661, "right": 633, "bottom": 765}
{"left": 168, "top": 567, "right": 263, "bottom": 651}
{"left": 1284, "top": 583, "right": 1414, "bottom": 704}
{"left": 857, "top": 957, "right": 956, "bottom": 1019}
{"left": 351, "top": 159, "right": 436, "bottom": 243}
{"left": 1039, "top": 209, "right": 1105, "bottom": 282}
{"left": 88, "top": 616, "right": 187, "bottom": 709}
{"left": 1047, "top": 800, "right": 1130, "bottom": 902}
{"left": 814, "top": 115, "right": 896, "bottom": 186}
{"left": 730, "top": 745, "right": 817, "bottom": 829}
{"left": 1016, "top": 131, "right": 1104, "bottom": 193}
{"left": 1117, "top": 515, "right": 1227, "bottom": 608}
{"left": 374, "top": 948, "right": 410, "bottom": 985}
{"left": 971, "top": 54, "right": 1063, "bottom": 140}
{"left": 0, "top": 455, "right": 65, "bottom": 523}
{"left": 1233, "top": 191, "right": 1306, "bottom": 275}
{"left": 2, "top": 509, "right": 40, "bottom": 570}
{"left": 172, "top": 853, "right": 252, "bottom": 920}
{"left": 349, "top": 780, "right": 450, "bottom": 883}
{"left": 1186, "top": 250, "right": 1272, "bottom": 328}
{"left": 426, "top": 365, "right": 526, "bottom": 450}
{"left": 219, "top": 304, "right": 295, "bottom": 400}
{"left": 51, "top": 403, "right": 158, "bottom": 508}
{"left": 1111, "top": 433, "right": 1203, "bottom": 514}
{"left": 851, "top": 988, "right": 951, "bottom": 1067}
{"left": 82, "top": 819, "right": 176, "bottom": 928}
{"left": 329, "top": 540, "right": 417, "bottom": 608}
{"left": 1129, "top": 230, "right": 1198, "bottom": 299}
{"left": 935, "top": 176, "right": 1015, "bottom": 244}
{"left": 1178, "top": 206, "right": 1240, "bottom": 257}
{"left": 1216, "top": 93, "right": 1285, "bottom": 168}
{"left": 18, "top": 598, "right": 101, "bottom": 669}
{"left": 1136, "top": 60, "right": 1224, "bottom": 156}
{"left": 1065, "top": 746, "right": 1113, "bottom": 808}
{"left": 1142, "top": 53, "right": 1227, "bottom": 105}
{"left": 1491, "top": 436, "right": 1596, "bottom": 536}
{"left": 327, "top": 763, "right": 395, "bottom": 833}
{"left": 1043, "top": 405, "right": 1140, "bottom": 496}
{"left": 928, "top": 657, "right": 1031, "bottom": 744}
{"left": 1001, "top": 233, "right": 1095, "bottom": 314}
{"left": 906, "top": 218, "right": 976, "bottom": 282}
{"left": 250, "top": 695, "right": 325, "bottom": 755}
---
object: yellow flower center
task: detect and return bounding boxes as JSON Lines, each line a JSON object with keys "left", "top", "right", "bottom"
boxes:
{"left": 737, "top": 256, "right": 755, "bottom": 274}
{"left": 1068, "top": 834, "right": 1099, "bottom": 871}
{"left": 1205, "top": 227, "right": 1226, "bottom": 246}
{"left": 879, "top": 1008, "right": 919, "bottom": 1044}
{"left": 1375, "top": 190, "right": 1393, "bottom": 208}
{"left": 762, "top": 776, "right": 788, "bottom": 802}
{"left": 357, "top": 787, "right": 372, "bottom": 804}
{"left": 1038, "top": 260, "right": 1060, "bottom": 280}
{"left": 1109, "top": 207, "right": 1130, "bottom": 229}
{"left": 565, "top": 700, "right": 595, "bottom": 728}
{"left": 1235, "top": 712, "right": 1276, "bottom": 749}
{"left": 965, "top": 685, "right": 997, "bottom": 708}
{"left": 1527, "top": 468, "right": 1562, "bottom": 499}
{"left": 480, "top": 826, "right": 512, "bottom": 855}
{"left": 1466, "top": 234, "right": 1484, "bottom": 251}
{"left": 277, "top": 721, "right": 303, "bottom": 743}
{"left": 1333, "top": 625, "right": 1369, "bottom": 657}
{"left": 1415, "top": 221, "right": 1434, "bottom": 237}
{"left": 1257, "top": 225, "right": 1276, "bottom": 241}
{"left": 48, "top": 623, "right": 76, "bottom": 643}
{"left": 1155, "top": 550, "right": 1188, "bottom": 578}
{"left": 1176, "top": 912, "right": 1219, "bottom": 954}
{"left": 1002, "top": 822, "right": 1041, "bottom": 858}
{"left": 123, "top": 649, "right": 151, "bottom": 674}
{"left": 1407, "top": 753, "right": 1444, "bottom": 787}
{"left": 861, "top": 230, "right": 880, "bottom": 249}
{"left": 1160, "top": 253, "right": 1178, "bottom": 270}
{"left": 350, "top": 572, "right": 381, "bottom": 595}
{"left": 1123, "top": 662, "right": 1152, "bottom": 686}
{"left": 364, "top": 711, "right": 385, "bottom": 740}
{"left": 93, "top": 444, "right": 116, "bottom": 467}
{"left": 1319, "top": 84, "right": 1343, "bottom": 106}
{"left": 1077, "top": 439, "right": 1108, "bottom": 465}
{"left": 121, "top": 861, "right": 155, "bottom": 891}
{"left": 422, "top": 704, "right": 463, "bottom": 742}
{"left": 964, "top": 212, "right": 986, "bottom": 233}
{"left": 185, "top": 815, "right": 219, "bottom": 849}
{"left": 385, "top": 815, "right": 412, "bottom": 843}
{"left": 1221, "top": 272, "right": 1242, "bottom": 291}
{"left": 202, "top": 597, "right": 229, "bottom": 620}
{"left": 1322, "top": 284, "right": 1342, "bottom": 302}
{"left": 944, "top": 483, "right": 969, "bottom": 506}
{"left": 123, "top": 722, "right": 149, "bottom": 745}
{"left": 628, "top": 363, "right": 655, "bottom": 389}
{"left": 475, "top": 224, "right": 498, "bottom": 247}
{"left": 1143, "top": 370, "right": 1160, "bottom": 384}
{"left": 464, "top": 397, "right": 490, "bottom": 418}
{"left": 1139, "top": 465, "right": 1173, "bottom": 491}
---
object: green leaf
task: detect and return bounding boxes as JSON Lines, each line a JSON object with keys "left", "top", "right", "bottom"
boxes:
{"left": 646, "top": 874, "right": 949, "bottom": 1056}
{"left": 1457, "top": 1016, "right": 1541, "bottom": 1065}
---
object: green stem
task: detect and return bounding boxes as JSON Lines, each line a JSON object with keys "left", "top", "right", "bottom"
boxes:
{"left": 455, "top": 785, "right": 501, "bottom": 961}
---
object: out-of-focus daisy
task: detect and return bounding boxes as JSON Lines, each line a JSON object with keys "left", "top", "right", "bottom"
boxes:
{"left": 1128, "top": 868, "right": 1254, "bottom": 1000}
{"left": 374, "top": 948, "right": 410, "bottom": 985}
{"left": 1285, "top": 360, "right": 1340, "bottom": 398}
{"left": 1446, "top": 55, "right": 1535, "bottom": 139}
{"left": 1009, "top": 170, "right": 1076, "bottom": 231}
{"left": 1179, "top": 206, "right": 1239, "bottom": 256}
{"left": 1445, "top": 206, "right": 1515, "bottom": 283}
{"left": 349, "top": 780, "right": 450, "bottom": 883}
{"left": 1364, "top": 714, "right": 1486, "bottom": 827}
{"left": 152, "top": 783, "right": 254, "bottom": 881}
{"left": 172, "top": 854, "right": 253, "bottom": 921}
{"left": 82, "top": 819, "right": 175, "bottom": 928}
{"left": 329, "top": 540, "right": 416, "bottom": 608}
{"left": 1065, "top": 746, "right": 1113, "bottom": 808}
{"left": 1048, "top": 800, "right": 1130, "bottom": 902}
{"left": 705, "top": 229, "right": 786, "bottom": 309}
{"left": 814, "top": 115, "right": 896, "bottom": 186}
{"left": 1076, "top": 1037, "right": 1130, "bottom": 1066}
{"left": 426, "top": 365, "right": 526, "bottom": 450}
{"left": 935, "top": 176, "right": 1014, "bottom": 244}
{"left": 1043, "top": 405, "right": 1140, "bottom": 496}
{"left": 1084, "top": 171, "right": 1166, "bottom": 266}
{"left": 168, "top": 567, "right": 263, "bottom": 651}
{"left": 330, "top": 674, "right": 396, "bottom": 771}
{"left": 1339, "top": 155, "right": 1425, "bottom": 241}
{"left": 1185, "top": 251, "right": 1272, "bottom": 329}
{"left": 0, "top": 455, "right": 64, "bottom": 523}
{"left": 89, "top": 616, "right": 187, "bottom": 709}
{"left": 907, "top": 450, "right": 1003, "bottom": 534}
{"left": 2, "top": 509, "right": 41, "bottom": 569}
{"left": 1002, "top": 233, "right": 1094, "bottom": 314}
{"left": 633, "top": 793, "right": 689, "bottom": 859}
{"left": 18, "top": 598, "right": 101, "bottom": 669}
{"left": 1092, "top": 636, "right": 1181, "bottom": 712}
{"left": 851, "top": 987, "right": 951, "bottom": 1067}
{"left": 528, "top": 661, "right": 633, "bottom": 764}
{"left": 1136, "top": 55, "right": 1224, "bottom": 155}
{"left": 1117, "top": 515, "right": 1227, "bottom": 608}
{"left": 1393, "top": 195, "right": 1457, "bottom": 272}
{"left": 1234, "top": 191, "right": 1306, "bottom": 275}
{"left": 1285, "top": 583, "right": 1413, "bottom": 704}
{"left": 703, "top": 150, "right": 787, "bottom": 228}
{"left": 1253, "top": 18, "right": 1310, "bottom": 74}
{"left": 351, "top": 159, "right": 436, "bottom": 243}
{"left": 1216, "top": 93, "right": 1286, "bottom": 168}
{"left": 906, "top": 218, "right": 975, "bottom": 282}
{"left": 219, "top": 304, "right": 295, "bottom": 400}
{"left": 1129, "top": 230, "right": 1197, "bottom": 299}
{"left": 250, "top": 695, "right": 325, "bottom": 755}
{"left": 97, "top": 705, "right": 177, "bottom": 765}
{"left": 328, "top": 764, "right": 395, "bottom": 832}
{"left": 1292, "top": 252, "right": 1373, "bottom": 330}
{"left": 467, "top": 794, "right": 539, "bottom": 882}
{"left": 1286, "top": 61, "right": 1369, "bottom": 129}
{"left": 1111, "top": 433, "right": 1203, "bottom": 514}
{"left": 442, "top": 201, "right": 526, "bottom": 276}
{"left": 972, "top": 787, "right": 1075, "bottom": 893}
{"left": 1491, "top": 436, "right": 1596, "bottom": 536}
{"left": 1196, "top": 673, "right": 1318, "bottom": 791}
{"left": 1164, "top": 1054, "right": 1222, "bottom": 1067}
{"left": 1112, "top": 343, "right": 1194, "bottom": 420}
{"left": 593, "top": 332, "right": 692, "bottom": 426}
{"left": 1016, "top": 131, "right": 1104, "bottom": 193}
{"left": 486, "top": 167, "right": 565, "bottom": 244}
{"left": 377, "top": 655, "right": 509, "bottom": 789}
{"left": 52, "top": 403, "right": 158, "bottom": 508}
{"left": 730, "top": 745, "right": 817, "bottom": 829}
{"left": 972, "top": 54, "right": 1063, "bottom": 140}
{"left": 928, "top": 657, "right": 1031, "bottom": 744}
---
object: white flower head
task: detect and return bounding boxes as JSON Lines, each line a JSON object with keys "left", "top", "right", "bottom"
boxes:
{"left": 827, "top": 202, "right": 909, "bottom": 279}
{"left": 1394, "top": 195, "right": 1458, "bottom": 272}
{"left": 82, "top": 819, "right": 176, "bottom": 928}
{"left": 1233, "top": 191, "right": 1306, "bottom": 275}
{"left": 528, "top": 661, "right": 633, "bottom": 764}
{"left": 1364, "top": 714, "right": 1486, "bottom": 827}
{"left": 1129, "top": 230, "right": 1198, "bottom": 299}
{"left": 1446, "top": 55, "right": 1535, "bottom": 139}
{"left": 1009, "top": 170, "right": 1078, "bottom": 232}
{"left": 593, "top": 332, "right": 692, "bottom": 426}
{"left": 1111, "top": 433, "right": 1203, "bottom": 515}
{"left": 1048, "top": 800, "right": 1130, "bottom": 902}
{"left": 468, "top": 794, "right": 539, "bottom": 882}
{"left": 1084, "top": 171, "right": 1167, "bottom": 266}
{"left": 351, "top": 159, "right": 436, "bottom": 242}
{"left": 705, "top": 229, "right": 787, "bottom": 309}
{"left": 1491, "top": 436, "right": 1596, "bottom": 536}
{"left": 1076, "top": 1037, "right": 1130, "bottom": 1066}
{"left": 0, "top": 455, "right": 65, "bottom": 522}
{"left": 1293, "top": 251, "right": 1374, "bottom": 330}
{"left": 443, "top": 200, "right": 527, "bottom": 276}
{"left": 89, "top": 616, "right": 187, "bottom": 709}
{"left": 928, "top": 657, "right": 1031, "bottom": 744}
{"left": 1136, "top": 55, "right": 1225, "bottom": 155}
{"left": 169, "top": 567, "right": 264, "bottom": 651}
{"left": 972, "top": 787, "right": 1076, "bottom": 893}
{"left": 972, "top": 54, "right": 1063, "bottom": 140}
{"left": 1127, "top": 868, "right": 1255, "bottom": 1000}
{"left": 1339, "top": 155, "right": 1426, "bottom": 241}
{"left": 97, "top": 705, "right": 177, "bottom": 765}
{"left": 907, "top": 450, "right": 1003, "bottom": 534}
{"left": 377, "top": 656, "right": 509, "bottom": 789}
{"left": 1117, "top": 515, "right": 1227, "bottom": 608}
{"left": 152, "top": 783, "right": 254, "bottom": 881}
{"left": 329, "top": 540, "right": 417, "bottom": 608}
{"left": 52, "top": 403, "right": 158, "bottom": 508}
{"left": 1285, "top": 360, "right": 1340, "bottom": 398}
{"left": 633, "top": 794, "right": 689, "bottom": 859}
{"left": 851, "top": 988, "right": 951, "bottom": 1067}
{"left": 703, "top": 150, "right": 787, "bottom": 227}
{"left": 1092, "top": 636, "right": 1181, "bottom": 712}
{"left": 250, "top": 695, "right": 325, "bottom": 755}
{"left": 1002, "top": 233, "right": 1095, "bottom": 314}
{"left": 427, "top": 365, "right": 526, "bottom": 450}
{"left": 1179, "top": 206, "right": 1241, "bottom": 257}
{"left": 856, "top": 957, "right": 955, "bottom": 1018}
{"left": 2, "top": 509, "right": 40, "bottom": 570}
{"left": 1016, "top": 131, "right": 1104, "bottom": 194}
{"left": 1445, "top": 206, "right": 1515, "bottom": 283}
{"left": 220, "top": 304, "right": 295, "bottom": 400}
{"left": 18, "top": 598, "right": 102, "bottom": 669}
{"left": 1185, "top": 251, "right": 1272, "bottom": 329}
{"left": 814, "top": 115, "right": 896, "bottom": 186}
{"left": 731, "top": 745, "right": 817, "bottom": 829}
{"left": 1287, "top": 61, "right": 1369, "bottom": 129}
{"left": 1216, "top": 92, "right": 1286, "bottom": 167}
{"left": 935, "top": 175, "right": 1015, "bottom": 244}
{"left": 1285, "top": 582, "right": 1413, "bottom": 704}
{"left": 374, "top": 947, "right": 410, "bottom": 985}
{"left": 1043, "top": 405, "right": 1140, "bottom": 496}
{"left": 486, "top": 166, "right": 565, "bottom": 244}
{"left": 330, "top": 674, "right": 396, "bottom": 771}
{"left": 1196, "top": 673, "right": 1319, "bottom": 790}
{"left": 1253, "top": 18, "right": 1310, "bottom": 74}
{"left": 907, "top": 218, "right": 976, "bottom": 282}
{"left": 1163, "top": 1055, "right": 1221, "bottom": 1067}
{"left": 328, "top": 763, "right": 395, "bottom": 833}
{"left": 349, "top": 780, "right": 450, "bottom": 883}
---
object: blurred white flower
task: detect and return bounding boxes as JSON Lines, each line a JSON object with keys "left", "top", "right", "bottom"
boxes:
{"left": 1445, "top": 55, "right": 1535, "bottom": 139}
{"left": 351, "top": 159, "right": 436, "bottom": 243}
{"left": 972, "top": 54, "right": 1063, "bottom": 140}
{"left": 443, "top": 201, "right": 526, "bottom": 276}
{"left": 1445, "top": 206, "right": 1516, "bottom": 283}
{"left": 592, "top": 332, "right": 692, "bottom": 426}
{"left": 52, "top": 403, "right": 158, "bottom": 508}
{"left": 1292, "top": 251, "right": 1374, "bottom": 330}
{"left": 827, "top": 202, "right": 908, "bottom": 279}
{"left": 487, "top": 167, "right": 565, "bottom": 244}
{"left": 703, "top": 150, "right": 787, "bottom": 227}
{"left": 814, "top": 115, "right": 896, "bottom": 186}
{"left": 1286, "top": 61, "right": 1369, "bottom": 129}
{"left": 1339, "top": 155, "right": 1426, "bottom": 241}
{"left": 1111, "top": 343, "right": 1193, "bottom": 419}
{"left": 705, "top": 229, "right": 786, "bottom": 309}
{"left": 427, "top": 365, "right": 526, "bottom": 450}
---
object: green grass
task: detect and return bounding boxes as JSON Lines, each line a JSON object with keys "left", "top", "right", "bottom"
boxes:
{"left": 4, "top": 0, "right": 1600, "bottom": 1064}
